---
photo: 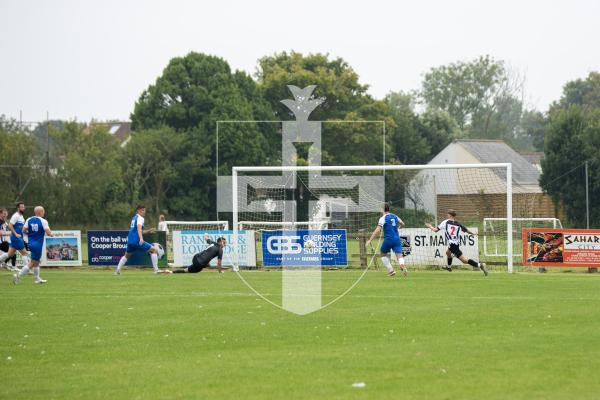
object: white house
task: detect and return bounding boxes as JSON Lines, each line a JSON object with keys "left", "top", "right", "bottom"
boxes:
{"left": 406, "top": 140, "right": 557, "bottom": 220}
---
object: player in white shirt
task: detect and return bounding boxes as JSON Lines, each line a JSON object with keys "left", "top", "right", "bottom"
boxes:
{"left": 426, "top": 209, "right": 488, "bottom": 276}
{"left": 0, "top": 207, "right": 15, "bottom": 270}
{"left": 0, "top": 202, "right": 30, "bottom": 271}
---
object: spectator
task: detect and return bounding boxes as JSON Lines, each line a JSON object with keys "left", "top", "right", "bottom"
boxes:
{"left": 158, "top": 214, "right": 168, "bottom": 233}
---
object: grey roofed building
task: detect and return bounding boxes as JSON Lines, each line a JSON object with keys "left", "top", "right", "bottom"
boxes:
{"left": 85, "top": 121, "right": 131, "bottom": 144}
{"left": 406, "top": 139, "right": 557, "bottom": 220}
{"left": 457, "top": 140, "right": 541, "bottom": 185}
{"left": 519, "top": 152, "right": 544, "bottom": 173}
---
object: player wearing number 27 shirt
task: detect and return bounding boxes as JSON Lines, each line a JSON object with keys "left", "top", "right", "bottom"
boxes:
{"left": 426, "top": 209, "right": 488, "bottom": 276}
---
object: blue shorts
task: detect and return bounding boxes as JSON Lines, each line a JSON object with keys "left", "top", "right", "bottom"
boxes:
{"left": 126, "top": 241, "right": 152, "bottom": 254}
{"left": 30, "top": 243, "right": 43, "bottom": 261}
{"left": 10, "top": 237, "right": 25, "bottom": 251}
{"left": 381, "top": 239, "right": 402, "bottom": 255}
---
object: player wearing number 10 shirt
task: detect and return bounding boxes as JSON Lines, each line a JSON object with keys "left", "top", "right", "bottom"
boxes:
{"left": 426, "top": 209, "right": 487, "bottom": 276}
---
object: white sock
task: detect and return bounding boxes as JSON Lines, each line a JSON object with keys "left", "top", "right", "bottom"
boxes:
{"left": 116, "top": 256, "right": 127, "bottom": 272}
{"left": 381, "top": 256, "right": 394, "bottom": 273}
{"left": 18, "top": 265, "right": 30, "bottom": 277}
{"left": 150, "top": 253, "right": 158, "bottom": 271}
{"left": 21, "top": 255, "right": 30, "bottom": 268}
{"left": 0, "top": 252, "right": 8, "bottom": 263}
{"left": 397, "top": 256, "right": 406, "bottom": 269}
{"left": 33, "top": 267, "right": 40, "bottom": 279}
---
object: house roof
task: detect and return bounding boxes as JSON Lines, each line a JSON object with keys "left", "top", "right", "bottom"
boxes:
{"left": 455, "top": 140, "right": 540, "bottom": 185}
{"left": 520, "top": 152, "right": 543, "bottom": 165}
{"left": 86, "top": 121, "right": 131, "bottom": 142}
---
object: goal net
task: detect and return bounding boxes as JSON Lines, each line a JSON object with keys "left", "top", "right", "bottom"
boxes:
{"left": 163, "top": 220, "right": 229, "bottom": 265}
{"left": 483, "top": 217, "right": 562, "bottom": 260}
{"left": 230, "top": 164, "right": 518, "bottom": 273}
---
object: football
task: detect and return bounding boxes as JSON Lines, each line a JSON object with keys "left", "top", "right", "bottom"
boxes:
{"left": 304, "top": 239, "right": 315, "bottom": 249}
{"left": 153, "top": 243, "right": 165, "bottom": 259}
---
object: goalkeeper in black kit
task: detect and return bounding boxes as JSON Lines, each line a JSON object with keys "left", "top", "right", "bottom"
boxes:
{"left": 172, "top": 234, "right": 226, "bottom": 274}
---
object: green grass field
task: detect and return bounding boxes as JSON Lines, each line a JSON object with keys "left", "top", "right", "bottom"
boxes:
{"left": 1, "top": 269, "right": 600, "bottom": 399}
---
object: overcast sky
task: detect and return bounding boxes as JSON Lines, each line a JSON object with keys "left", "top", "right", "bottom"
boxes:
{"left": 1, "top": 0, "right": 599, "bottom": 123}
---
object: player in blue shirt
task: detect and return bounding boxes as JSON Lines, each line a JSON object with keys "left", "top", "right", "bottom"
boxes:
{"left": 14, "top": 206, "right": 53, "bottom": 284}
{"left": 366, "top": 203, "right": 407, "bottom": 277}
{"left": 115, "top": 204, "right": 167, "bottom": 274}
{"left": 0, "top": 202, "right": 31, "bottom": 273}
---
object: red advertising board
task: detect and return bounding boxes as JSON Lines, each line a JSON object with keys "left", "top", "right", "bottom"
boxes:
{"left": 522, "top": 229, "right": 600, "bottom": 267}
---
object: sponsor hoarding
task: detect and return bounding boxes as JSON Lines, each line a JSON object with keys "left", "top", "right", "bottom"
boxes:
{"left": 523, "top": 228, "right": 600, "bottom": 267}
{"left": 261, "top": 230, "right": 347, "bottom": 267}
{"left": 172, "top": 230, "right": 256, "bottom": 267}
{"left": 87, "top": 231, "right": 167, "bottom": 267}
{"left": 41, "top": 230, "right": 82, "bottom": 266}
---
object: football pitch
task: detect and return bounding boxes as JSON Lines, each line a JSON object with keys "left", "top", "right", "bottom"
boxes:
{"left": 1, "top": 269, "right": 599, "bottom": 399}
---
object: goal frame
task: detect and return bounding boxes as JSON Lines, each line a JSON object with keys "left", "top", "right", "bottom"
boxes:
{"left": 483, "top": 217, "right": 562, "bottom": 259}
{"left": 164, "top": 220, "right": 229, "bottom": 265}
{"left": 232, "top": 163, "right": 513, "bottom": 273}
{"left": 164, "top": 220, "right": 229, "bottom": 231}
{"left": 238, "top": 221, "right": 318, "bottom": 231}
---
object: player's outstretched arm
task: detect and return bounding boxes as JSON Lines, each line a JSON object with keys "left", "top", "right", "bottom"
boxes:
{"left": 425, "top": 223, "right": 439, "bottom": 232}
{"left": 365, "top": 226, "right": 382, "bottom": 247}
{"left": 204, "top": 233, "right": 215, "bottom": 245}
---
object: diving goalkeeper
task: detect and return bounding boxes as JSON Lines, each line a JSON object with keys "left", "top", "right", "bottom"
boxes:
{"left": 172, "top": 233, "right": 225, "bottom": 274}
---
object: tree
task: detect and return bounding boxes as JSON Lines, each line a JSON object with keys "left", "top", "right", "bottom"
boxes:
{"left": 131, "top": 52, "right": 277, "bottom": 219}
{"left": 421, "top": 56, "right": 505, "bottom": 128}
{"left": 541, "top": 71, "right": 600, "bottom": 228}
{"left": 540, "top": 105, "right": 600, "bottom": 227}
{"left": 552, "top": 72, "right": 600, "bottom": 110}
{"left": 257, "top": 51, "right": 394, "bottom": 166}
{"left": 420, "top": 55, "right": 532, "bottom": 146}
{"left": 385, "top": 91, "right": 456, "bottom": 165}
{"left": 49, "top": 122, "right": 129, "bottom": 228}
{"left": 518, "top": 110, "right": 547, "bottom": 151}
{"left": 122, "top": 127, "right": 185, "bottom": 216}
{"left": 0, "top": 116, "right": 44, "bottom": 207}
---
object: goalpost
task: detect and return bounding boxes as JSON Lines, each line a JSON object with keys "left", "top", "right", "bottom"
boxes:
{"left": 238, "top": 221, "right": 329, "bottom": 231}
{"left": 483, "top": 217, "right": 562, "bottom": 260}
{"left": 231, "top": 163, "right": 514, "bottom": 273}
{"left": 163, "top": 220, "right": 229, "bottom": 265}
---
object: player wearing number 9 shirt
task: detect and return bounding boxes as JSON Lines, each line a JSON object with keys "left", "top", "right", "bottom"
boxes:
{"left": 426, "top": 209, "right": 488, "bottom": 276}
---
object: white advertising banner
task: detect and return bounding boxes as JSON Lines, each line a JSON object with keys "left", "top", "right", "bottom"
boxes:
{"left": 172, "top": 230, "right": 256, "bottom": 267}
{"left": 400, "top": 228, "right": 479, "bottom": 266}
{"left": 41, "top": 230, "right": 83, "bottom": 266}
